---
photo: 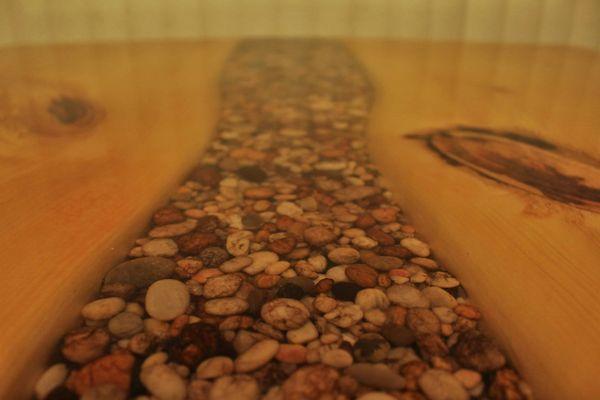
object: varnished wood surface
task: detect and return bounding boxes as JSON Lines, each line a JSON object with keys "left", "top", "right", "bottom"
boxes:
{"left": 0, "top": 39, "right": 598, "bottom": 399}
{"left": 349, "top": 40, "right": 600, "bottom": 400}
{"left": 0, "top": 40, "right": 234, "bottom": 399}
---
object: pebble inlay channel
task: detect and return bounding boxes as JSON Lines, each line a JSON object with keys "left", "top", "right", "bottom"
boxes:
{"left": 35, "top": 40, "right": 532, "bottom": 400}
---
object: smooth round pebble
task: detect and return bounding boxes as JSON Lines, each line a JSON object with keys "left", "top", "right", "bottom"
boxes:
{"left": 142, "top": 239, "right": 178, "bottom": 257}
{"left": 386, "top": 284, "right": 430, "bottom": 308}
{"left": 81, "top": 297, "right": 125, "bottom": 321}
{"left": 140, "top": 364, "right": 187, "bottom": 400}
{"left": 108, "top": 312, "right": 144, "bottom": 338}
{"left": 145, "top": 279, "right": 190, "bottom": 321}
{"left": 35, "top": 363, "right": 68, "bottom": 400}
{"left": 235, "top": 339, "right": 280, "bottom": 372}
{"left": 419, "top": 369, "right": 469, "bottom": 400}
{"left": 196, "top": 356, "right": 234, "bottom": 379}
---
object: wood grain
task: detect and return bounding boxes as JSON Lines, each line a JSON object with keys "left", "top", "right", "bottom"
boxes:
{"left": 349, "top": 40, "right": 600, "bottom": 400}
{"left": 0, "top": 39, "right": 234, "bottom": 399}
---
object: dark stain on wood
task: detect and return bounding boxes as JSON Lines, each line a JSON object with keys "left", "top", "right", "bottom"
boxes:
{"left": 47, "top": 96, "right": 90, "bottom": 125}
{"left": 0, "top": 79, "right": 104, "bottom": 139}
{"left": 407, "top": 126, "right": 600, "bottom": 213}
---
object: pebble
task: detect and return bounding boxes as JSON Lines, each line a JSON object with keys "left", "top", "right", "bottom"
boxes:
{"left": 204, "top": 297, "right": 249, "bottom": 316}
{"left": 145, "top": 279, "right": 190, "bottom": 321}
{"left": 261, "top": 298, "right": 310, "bottom": 330}
{"left": 326, "top": 265, "right": 350, "bottom": 282}
{"left": 328, "top": 247, "right": 360, "bottom": 264}
{"left": 200, "top": 246, "right": 230, "bottom": 268}
{"left": 265, "top": 260, "right": 291, "bottom": 275}
{"left": 142, "top": 239, "right": 178, "bottom": 257}
{"left": 400, "top": 237, "right": 431, "bottom": 257}
{"left": 422, "top": 286, "right": 458, "bottom": 308}
{"left": 276, "top": 201, "right": 303, "bottom": 217}
{"left": 345, "top": 264, "right": 378, "bottom": 287}
{"left": 204, "top": 274, "right": 243, "bottom": 298}
{"left": 351, "top": 236, "right": 378, "bottom": 249}
{"left": 196, "top": 356, "right": 234, "bottom": 379}
{"left": 35, "top": 363, "right": 68, "bottom": 400}
{"left": 220, "top": 256, "right": 253, "bottom": 273}
{"left": 209, "top": 375, "right": 260, "bottom": 400}
{"left": 304, "top": 226, "right": 338, "bottom": 247}
{"left": 81, "top": 297, "right": 126, "bottom": 321}
{"left": 282, "top": 365, "right": 340, "bottom": 399}
{"left": 108, "top": 312, "right": 143, "bottom": 338}
{"left": 418, "top": 369, "right": 469, "bottom": 400}
{"left": 327, "top": 303, "right": 363, "bottom": 328}
{"left": 149, "top": 219, "right": 197, "bottom": 238}
{"left": 355, "top": 288, "right": 390, "bottom": 311}
{"left": 346, "top": 363, "right": 405, "bottom": 389}
{"left": 235, "top": 339, "right": 279, "bottom": 372}
{"left": 245, "top": 251, "right": 279, "bottom": 275}
{"left": 61, "top": 328, "right": 110, "bottom": 364}
{"left": 226, "top": 231, "right": 252, "bottom": 256}
{"left": 333, "top": 186, "right": 378, "bottom": 202}
{"left": 406, "top": 308, "right": 441, "bottom": 335}
{"left": 361, "top": 253, "right": 403, "bottom": 271}
{"left": 286, "top": 321, "right": 318, "bottom": 344}
{"left": 431, "top": 271, "right": 461, "bottom": 288}
{"left": 321, "top": 348, "right": 353, "bottom": 368}
{"left": 357, "top": 393, "right": 396, "bottom": 400}
{"left": 453, "top": 330, "right": 506, "bottom": 372}
{"left": 140, "top": 364, "right": 187, "bottom": 400}
{"left": 386, "top": 284, "right": 430, "bottom": 308}
{"left": 103, "top": 256, "right": 175, "bottom": 289}
{"left": 276, "top": 344, "right": 307, "bottom": 364}
{"left": 66, "top": 352, "right": 134, "bottom": 395}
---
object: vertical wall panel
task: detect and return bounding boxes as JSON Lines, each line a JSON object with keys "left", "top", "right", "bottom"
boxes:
{"left": 277, "top": 0, "right": 315, "bottom": 37}
{"left": 0, "top": 0, "right": 599, "bottom": 49}
{"left": 351, "top": 0, "right": 390, "bottom": 38}
{"left": 539, "top": 0, "right": 575, "bottom": 46}
{"left": 236, "top": 0, "right": 278, "bottom": 36}
{"left": 503, "top": 0, "right": 543, "bottom": 43}
{"left": 388, "top": 0, "right": 433, "bottom": 39}
{"left": 463, "top": 0, "right": 505, "bottom": 43}
{"left": 430, "top": 0, "right": 467, "bottom": 40}
{"left": 203, "top": 0, "right": 241, "bottom": 37}
{"left": 569, "top": 0, "right": 600, "bottom": 49}
{"left": 313, "top": 0, "right": 352, "bottom": 37}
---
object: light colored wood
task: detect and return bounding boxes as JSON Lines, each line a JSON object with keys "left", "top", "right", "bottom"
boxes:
{"left": 0, "top": 39, "right": 235, "bottom": 399}
{"left": 349, "top": 39, "right": 600, "bottom": 400}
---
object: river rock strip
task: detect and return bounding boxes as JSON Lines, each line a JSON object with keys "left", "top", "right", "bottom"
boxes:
{"left": 37, "top": 40, "right": 531, "bottom": 400}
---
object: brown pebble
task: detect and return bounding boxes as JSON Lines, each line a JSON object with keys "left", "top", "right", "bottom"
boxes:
{"left": 315, "top": 278, "right": 334, "bottom": 293}
{"left": 304, "top": 226, "right": 338, "bottom": 247}
{"left": 255, "top": 274, "right": 281, "bottom": 289}
{"left": 61, "top": 328, "right": 110, "bottom": 364}
{"left": 191, "top": 165, "right": 222, "bottom": 187}
{"left": 66, "top": 351, "right": 134, "bottom": 396}
{"left": 407, "top": 308, "right": 441, "bottom": 335}
{"left": 268, "top": 236, "right": 297, "bottom": 255}
{"left": 177, "top": 232, "right": 220, "bottom": 255}
{"left": 345, "top": 264, "right": 378, "bottom": 288}
{"left": 153, "top": 206, "right": 186, "bottom": 226}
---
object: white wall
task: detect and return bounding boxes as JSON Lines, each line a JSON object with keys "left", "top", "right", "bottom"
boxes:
{"left": 1, "top": 0, "right": 598, "bottom": 49}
